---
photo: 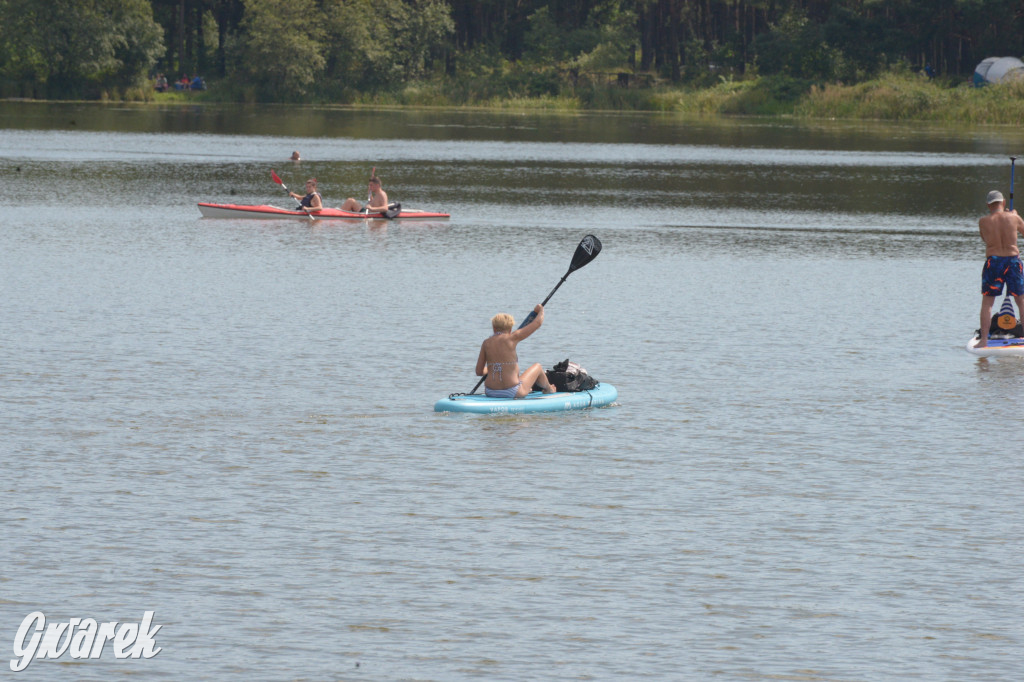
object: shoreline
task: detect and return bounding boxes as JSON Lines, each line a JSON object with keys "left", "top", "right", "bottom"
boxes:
{"left": 6, "top": 71, "right": 1024, "bottom": 126}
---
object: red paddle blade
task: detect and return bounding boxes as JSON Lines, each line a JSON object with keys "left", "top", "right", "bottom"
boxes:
{"left": 271, "top": 170, "right": 284, "bottom": 185}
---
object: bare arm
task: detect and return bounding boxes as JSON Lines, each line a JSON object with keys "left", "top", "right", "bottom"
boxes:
{"left": 512, "top": 304, "right": 544, "bottom": 342}
{"left": 475, "top": 343, "right": 488, "bottom": 377}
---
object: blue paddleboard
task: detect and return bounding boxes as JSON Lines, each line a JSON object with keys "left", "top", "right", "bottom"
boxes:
{"left": 434, "top": 382, "right": 617, "bottom": 414}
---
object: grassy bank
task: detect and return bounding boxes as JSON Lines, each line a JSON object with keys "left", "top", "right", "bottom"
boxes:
{"left": 341, "top": 71, "right": 1024, "bottom": 124}
{"left": 146, "top": 70, "right": 1024, "bottom": 124}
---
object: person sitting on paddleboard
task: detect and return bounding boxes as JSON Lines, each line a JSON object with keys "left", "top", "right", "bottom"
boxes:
{"left": 977, "top": 189, "right": 1024, "bottom": 347}
{"left": 475, "top": 305, "right": 557, "bottom": 398}
{"left": 289, "top": 178, "right": 322, "bottom": 213}
{"left": 340, "top": 175, "right": 388, "bottom": 213}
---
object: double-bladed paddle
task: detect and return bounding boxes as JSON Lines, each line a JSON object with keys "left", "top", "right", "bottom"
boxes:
{"left": 271, "top": 169, "right": 314, "bottom": 220}
{"left": 469, "top": 234, "right": 602, "bottom": 395}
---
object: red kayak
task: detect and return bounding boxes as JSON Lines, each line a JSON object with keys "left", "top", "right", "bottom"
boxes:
{"left": 198, "top": 202, "right": 450, "bottom": 220}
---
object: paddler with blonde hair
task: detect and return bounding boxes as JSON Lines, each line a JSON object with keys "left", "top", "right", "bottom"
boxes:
{"left": 475, "top": 304, "right": 557, "bottom": 398}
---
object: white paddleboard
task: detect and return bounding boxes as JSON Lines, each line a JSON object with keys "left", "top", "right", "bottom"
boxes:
{"left": 966, "top": 295, "right": 1024, "bottom": 356}
{"left": 965, "top": 335, "right": 1024, "bottom": 357}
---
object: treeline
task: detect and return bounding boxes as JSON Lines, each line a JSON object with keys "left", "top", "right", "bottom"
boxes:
{"left": 2, "top": 0, "right": 1023, "bottom": 101}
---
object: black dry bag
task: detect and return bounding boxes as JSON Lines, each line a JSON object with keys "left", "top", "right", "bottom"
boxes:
{"left": 546, "top": 359, "right": 598, "bottom": 392}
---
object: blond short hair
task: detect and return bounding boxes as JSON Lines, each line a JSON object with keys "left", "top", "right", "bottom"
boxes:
{"left": 491, "top": 313, "right": 514, "bottom": 332}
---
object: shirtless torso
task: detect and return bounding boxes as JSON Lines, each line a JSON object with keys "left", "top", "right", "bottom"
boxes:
{"left": 366, "top": 187, "right": 388, "bottom": 212}
{"left": 341, "top": 181, "right": 388, "bottom": 212}
{"left": 979, "top": 206, "right": 1024, "bottom": 257}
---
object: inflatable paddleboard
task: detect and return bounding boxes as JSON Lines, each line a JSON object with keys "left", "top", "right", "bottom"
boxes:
{"left": 966, "top": 294, "right": 1024, "bottom": 356}
{"left": 434, "top": 382, "right": 617, "bottom": 414}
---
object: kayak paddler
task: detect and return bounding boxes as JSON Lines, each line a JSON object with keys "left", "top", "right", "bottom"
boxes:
{"left": 340, "top": 174, "right": 388, "bottom": 213}
{"left": 289, "top": 178, "right": 322, "bottom": 213}
{"left": 977, "top": 189, "right": 1024, "bottom": 347}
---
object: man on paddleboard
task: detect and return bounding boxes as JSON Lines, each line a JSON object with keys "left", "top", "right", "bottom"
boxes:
{"left": 977, "top": 189, "right": 1024, "bottom": 347}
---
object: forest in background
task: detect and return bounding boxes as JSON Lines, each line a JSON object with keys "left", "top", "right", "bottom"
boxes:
{"left": 2, "top": 0, "right": 1024, "bottom": 111}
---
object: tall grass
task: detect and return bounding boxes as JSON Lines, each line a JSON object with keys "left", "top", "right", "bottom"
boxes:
{"left": 130, "top": 68, "right": 1024, "bottom": 124}
{"left": 796, "top": 72, "right": 1024, "bottom": 123}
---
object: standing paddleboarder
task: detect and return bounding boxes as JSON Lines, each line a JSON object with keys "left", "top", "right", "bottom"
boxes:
{"left": 977, "top": 189, "right": 1024, "bottom": 347}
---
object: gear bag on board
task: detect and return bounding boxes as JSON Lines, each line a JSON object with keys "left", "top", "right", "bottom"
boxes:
{"left": 545, "top": 359, "right": 599, "bottom": 392}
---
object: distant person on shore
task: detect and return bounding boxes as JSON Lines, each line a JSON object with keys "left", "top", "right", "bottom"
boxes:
{"left": 340, "top": 174, "right": 388, "bottom": 213}
{"left": 290, "top": 151, "right": 301, "bottom": 162}
{"left": 154, "top": 73, "right": 168, "bottom": 92}
{"left": 289, "top": 178, "right": 322, "bottom": 213}
{"left": 475, "top": 305, "right": 557, "bottom": 398}
{"left": 977, "top": 189, "right": 1024, "bottom": 347}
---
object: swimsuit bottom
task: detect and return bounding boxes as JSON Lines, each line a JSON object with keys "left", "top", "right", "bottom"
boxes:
{"left": 484, "top": 383, "right": 521, "bottom": 399}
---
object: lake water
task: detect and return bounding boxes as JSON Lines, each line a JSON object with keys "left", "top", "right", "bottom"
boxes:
{"left": 1, "top": 102, "right": 1022, "bottom": 681}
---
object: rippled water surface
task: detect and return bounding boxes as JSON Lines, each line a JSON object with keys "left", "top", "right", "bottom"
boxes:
{"left": 1, "top": 103, "right": 1022, "bottom": 680}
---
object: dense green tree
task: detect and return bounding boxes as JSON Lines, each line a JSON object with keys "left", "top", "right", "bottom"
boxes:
{"left": 4, "top": 0, "right": 1024, "bottom": 100}
{"left": 235, "top": 0, "right": 326, "bottom": 99}
{"left": 522, "top": 0, "right": 636, "bottom": 70}
{"left": 754, "top": 8, "right": 845, "bottom": 80}
{"left": 0, "top": 0, "right": 163, "bottom": 97}
{"left": 322, "top": 0, "right": 453, "bottom": 89}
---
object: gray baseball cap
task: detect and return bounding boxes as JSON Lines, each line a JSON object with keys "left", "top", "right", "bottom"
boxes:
{"left": 987, "top": 190, "right": 1005, "bottom": 204}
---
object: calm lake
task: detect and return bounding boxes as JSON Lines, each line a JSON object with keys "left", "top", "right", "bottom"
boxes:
{"left": 2, "top": 101, "right": 1022, "bottom": 681}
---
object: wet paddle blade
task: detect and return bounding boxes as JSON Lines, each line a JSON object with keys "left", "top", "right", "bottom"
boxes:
{"left": 271, "top": 169, "right": 284, "bottom": 186}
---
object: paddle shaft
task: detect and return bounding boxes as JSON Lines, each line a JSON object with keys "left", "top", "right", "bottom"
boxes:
{"left": 518, "top": 276, "right": 568, "bottom": 328}
{"left": 1011, "top": 157, "right": 1017, "bottom": 211}
{"left": 365, "top": 166, "right": 376, "bottom": 213}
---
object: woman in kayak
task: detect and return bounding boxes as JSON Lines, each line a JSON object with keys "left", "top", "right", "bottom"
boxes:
{"left": 475, "top": 304, "right": 557, "bottom": 398}
{"left": 289, "top": 178, "right": 322, "bottom": 213}
{"left": 340, "top": 175, "right": 388, "bottom": 213}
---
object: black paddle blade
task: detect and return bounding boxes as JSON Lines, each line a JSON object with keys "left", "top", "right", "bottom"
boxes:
{"left": 568, "top": 234, "right": 601, "bottom": 273}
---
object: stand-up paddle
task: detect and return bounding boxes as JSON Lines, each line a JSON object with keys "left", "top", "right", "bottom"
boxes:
{"left": 468, "top": 234, "right": 602, "bottom": 395}
{"left": 1010, "top": 156, "right": 1017, "bottom": 211}
{"left": 271, "top": 169, "right": 313, "bottom": 221}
